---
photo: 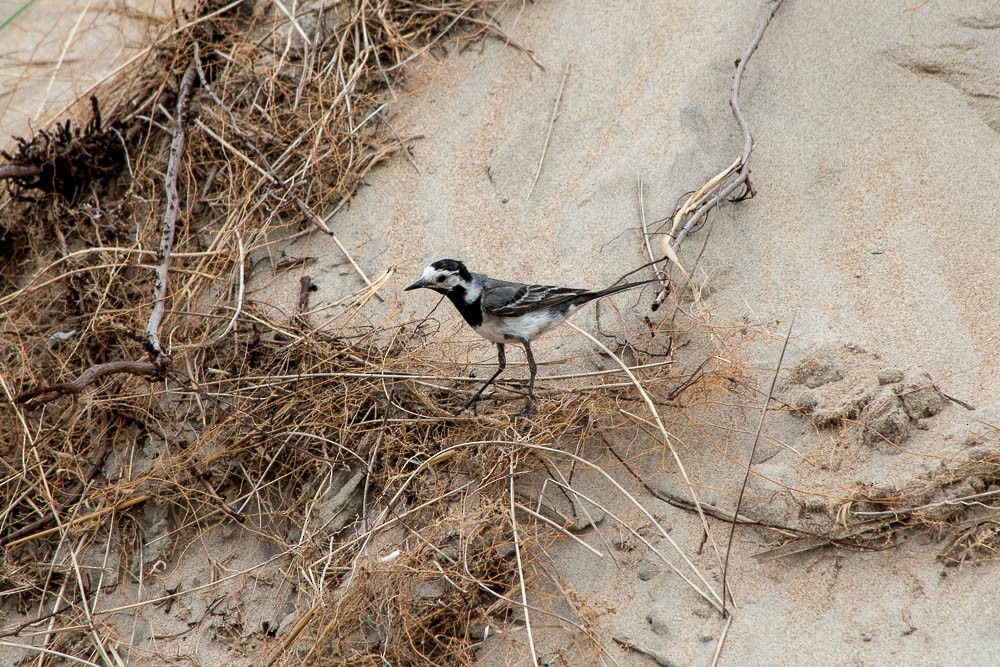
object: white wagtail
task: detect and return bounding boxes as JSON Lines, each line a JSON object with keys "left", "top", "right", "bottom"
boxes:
{"left": 405, "top": 259, "right": 656, "bottom": 415}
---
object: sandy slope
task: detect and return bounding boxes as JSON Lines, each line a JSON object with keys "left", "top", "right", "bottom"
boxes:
{"left": 267, "top": 0, "right": 999, "bottom": 405}
{"left": 4, "top": 0, "right": 999, "bottom": 664}
{"left": 0, "top": 1, "right": 169, "bottom": 141}
{"left": 276, "top": 1, "right": 1000, "bottom": 663}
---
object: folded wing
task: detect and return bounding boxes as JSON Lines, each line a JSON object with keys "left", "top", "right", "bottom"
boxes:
{"left": 481, "top": 276, "right": 592, "bottom": 317}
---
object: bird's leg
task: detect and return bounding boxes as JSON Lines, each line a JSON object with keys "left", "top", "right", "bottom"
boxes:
{"left": 518, "top": 340, "right": 538, "bottom": 417}
{"left": 460, "top": 343, "right": 506, "bottom": 414}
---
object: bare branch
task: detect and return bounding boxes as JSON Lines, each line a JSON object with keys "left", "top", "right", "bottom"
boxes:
{"left": 16, "top": 360, "right": 164, "bottom": 405}
{"left": 0, "top": 164, "right": 43, "bottom": 180}
{"left": 652, "top": 0, "right": 785, "bottom": 310}
{"left": 147, "top": 59, "right": 198, "bottom": 357}
{"left": 198, "top": 472, "right": 246, "bottom": 524}
{"left": 16, "top": 57, "right": 198, "bottom": 405}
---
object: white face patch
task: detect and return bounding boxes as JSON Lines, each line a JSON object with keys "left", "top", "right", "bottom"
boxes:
{"left": 422, "top": 264, "right": 471, "bottom": 293}
{"left": 408, "top": 261, "right": 480, "bottom": 304}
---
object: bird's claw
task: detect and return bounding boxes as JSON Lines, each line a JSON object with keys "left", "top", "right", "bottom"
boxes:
{"left": 458, "top": 394, "right": 481, "bottom": 416}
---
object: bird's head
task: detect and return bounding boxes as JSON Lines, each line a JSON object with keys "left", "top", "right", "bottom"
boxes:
{"left": 405, "top": 259, "right": 474, "bottom": 294}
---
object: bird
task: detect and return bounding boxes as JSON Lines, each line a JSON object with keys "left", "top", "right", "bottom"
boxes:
{"left": 405, "top": 259, "right": 656, "bottom": 416}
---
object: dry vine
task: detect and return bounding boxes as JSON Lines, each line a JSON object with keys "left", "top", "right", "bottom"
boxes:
{"left": 651, "top": 0, "right": 786, "bottom": 309}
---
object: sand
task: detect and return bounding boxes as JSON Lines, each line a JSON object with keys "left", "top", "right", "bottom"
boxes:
{"left": 3, "top": 0, "right": 999, "bottom": 664}
{"left": 260, "top": 1, "right": 1000, "bottom": 663}
{"left": 0, "top": 1, "right": 170, "bottom": 141}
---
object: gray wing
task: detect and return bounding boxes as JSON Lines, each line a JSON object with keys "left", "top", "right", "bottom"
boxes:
{"left": 479, "top": 274, "right": 591, "bottom": 317}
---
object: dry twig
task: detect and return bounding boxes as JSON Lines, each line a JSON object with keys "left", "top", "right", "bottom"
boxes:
{"left": 526, "top": 63, "right": 570, "bottom": 201}
{"left": 652, "top": 0, "right": 785, "bottom": 310}
{"left": 15, "top": 360, "right": 163, "bottom": 405}
{"left": 14, "top": 57, "right": 199, "bottom": 405}
{"left": 147, "top": 60, "right": 197, "bottom": 360}
{"left": 0, "top": 164, "right": 43, "bottom": 180}
{"left": 721, "top": 315, "right": 794, "bottom": 620}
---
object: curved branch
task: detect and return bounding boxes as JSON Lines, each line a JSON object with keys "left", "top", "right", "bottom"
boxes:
{"left": 652, "top": 0, "right": 784, "bottom": 310}
{"left": 732, "top": 0, "right": 784, "bottom": 166}
{"left": 147, "top": 59, "right": 198, "bottom": 358}
{"left": 16, "top": 360, "right": 166, "bottom": 405}
{"left": 16, "top": 57, "right": 197, "bottom": 406}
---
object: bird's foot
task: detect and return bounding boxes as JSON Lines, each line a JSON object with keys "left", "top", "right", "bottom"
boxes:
{"left": 457, "top": 393, "right": 482, "bottom": 416}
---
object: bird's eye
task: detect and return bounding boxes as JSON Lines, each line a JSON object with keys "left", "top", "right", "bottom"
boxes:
{"left": 437, "top": 275, "right": 446, "bottom": 283}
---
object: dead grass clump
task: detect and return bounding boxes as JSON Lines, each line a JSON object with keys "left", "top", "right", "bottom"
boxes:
{"left": 1, "top": 96, "right": 128, "bottom": 205}
{"left": 0, "top": 1, "right": 747, "bottom": 663}
{"left": 838, "top": 430, "right": 1000, "bottom": 565}
{"left": 293, "top": 469, "right": 535, "bottom": 666}
{"left": 2, "top": 297, "right": 719, "bottom": 665}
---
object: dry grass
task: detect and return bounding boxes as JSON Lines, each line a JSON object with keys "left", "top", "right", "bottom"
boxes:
{"left": 837, "top": 432, "right": 1000, "bottom": 565}
{"left": 0, "top": 1, "right": 747, "bottom": 664}
{"left": 5, "top": 2, "right": 983, "bottom": 663}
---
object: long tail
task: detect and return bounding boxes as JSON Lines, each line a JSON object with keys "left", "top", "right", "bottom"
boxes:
{"left": 585, "top": 277, "right": 661, "bottom": 302}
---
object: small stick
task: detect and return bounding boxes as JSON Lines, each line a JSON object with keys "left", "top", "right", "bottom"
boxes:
{"left": 0, "top": 164, "right": 43, "bottom": 180}
{"left": 612, "top": 635, "right": 677, "bottom": 667}
{"left": 198, "top": 473, "right": 245, "bottom": 524}
{"left": 938, "top": 389, "right": 975, "bottom": 411}
{"left": 377, "top": 112, "right": 421, "bottom": 175}
{"left": 652, "top": 0, "right": 785, "bottom": 310}
{"left": 264, "top": 602, "right": 319, "bottom": 667}
{"left": 711, "top": 615, "right": 734, "bottom": 667}
{"left": 680, "top": 0, "right": 785, "bottom": 244}
{"left": 637, "top": 175, "right": 669, "bottom": 295}
{"left": 721, "top": 313, "right": 795, "bottom": 617}
{"left": 508, "top": 451, "right": 538, "bottom": 667}
{"left": 2, "top": 495, "right": 151, "bottom": 549}
{"left": 0, "top": 438, "right": 110, "bottom": 547}
{"left": 16, "top": 360, "right": 164, "bottom": 405}
{"left": 645, "top": 484, "right": 805, "bottom": 535}
{"left": 526, "top": 63, "right": 570, "bottom": 201}
{"left": 298, "top": 275, "right": 314, "bottom": 314}
{"left": 147, "top": 59, "right": 198, "bottom": 358}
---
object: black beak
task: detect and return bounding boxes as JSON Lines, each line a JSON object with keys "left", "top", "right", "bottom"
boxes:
{"left": 404, "top": 279, "right": 424, "bottom": 291}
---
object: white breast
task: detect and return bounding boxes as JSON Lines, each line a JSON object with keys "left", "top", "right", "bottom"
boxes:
{"left": 473, "top": 306, "right": 580, "bottom": 344}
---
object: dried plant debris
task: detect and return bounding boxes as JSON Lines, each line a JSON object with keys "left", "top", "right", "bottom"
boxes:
{"left": 0, "top": 1, "right": 743, "bottom": 665}
{"left": 1, "top": 97, "right": 129, "bottom": 204}
{"left": 751, "top": 345, "right": 996, "bottom": 562}
{"left": 839, "top": 413, "right": 1000, "bottom": 564}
